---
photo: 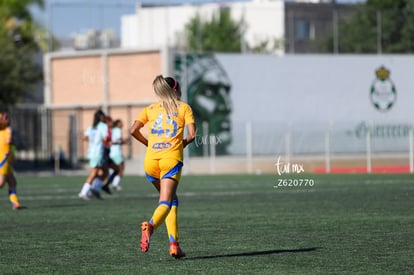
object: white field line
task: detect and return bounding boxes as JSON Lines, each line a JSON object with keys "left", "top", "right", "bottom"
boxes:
{"left": 16, "top": 178, "right": 414, "bottom": 201}
{"left": 18, "top": 189, "right": 315, "bottom": 201}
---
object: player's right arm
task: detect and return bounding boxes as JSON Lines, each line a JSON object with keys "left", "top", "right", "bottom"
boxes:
{"left": 131, "top": 107, "right": 149, "bottom": 147}
{"left": 130, "top": 120, "right": 148, "bottom": 147}
{"left": 83, "top": 127, "right": 91, "bottom": 142}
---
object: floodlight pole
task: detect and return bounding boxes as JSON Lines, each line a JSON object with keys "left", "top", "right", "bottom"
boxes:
{"left": 210, "top": 135, "right": 216, "bottom": 175}
{"left": 102, "top": 51, "right": 109, "bottom": 114}
{"left": 366, "top": 127, "right": 372, "bottom": 174}
{"left": 325, "top": 128, "right": 331, "bottom": 174}
{"left": 202, "top": 121, "right": 209, "bottom": 158}
{"left": 333, "top": 10, "right": 339, "bottom": 54}
{"left": 285, "top": 122, "right": 292, "bottom": 164}
{"left": 246, "top": 121, "right": 253, "bottom": 174}
{"left": 409, "top": 128, "right": 413, "bottom": 173}
{"left": 377, "top": 10, "right": 382, "bottom": 55}
{"left": 47, "top": 2, "right": 53, "bottom": 51}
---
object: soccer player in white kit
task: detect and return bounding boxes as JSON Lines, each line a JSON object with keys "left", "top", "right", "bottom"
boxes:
{"left": 108, "top": 119, "right": 128, "bottom": 190}
{"left": 78, "top": 110, "right": 109, "bottom": 200}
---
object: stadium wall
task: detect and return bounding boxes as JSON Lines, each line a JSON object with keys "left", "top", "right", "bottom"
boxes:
{"left": 43, "top": 49, "right": 414, "bottom": 174}
{"left": 43, "top": 48, "right": 168, "bottom": 165}
{"left": 174, "top": 53, "right": 414, "bottom": 174}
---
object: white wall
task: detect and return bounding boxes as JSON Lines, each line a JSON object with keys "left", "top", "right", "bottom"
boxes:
{"left": 215, "top": 54, "right": 414, "bottom": 125}
{"left": 121, "top": 15, "right": 139, "bottom": 48}
{"left": 121, "top": 0, "right": 285, "bottom": 53}
{"left": 208, "top": 54, "right": 414, "bottom": 154}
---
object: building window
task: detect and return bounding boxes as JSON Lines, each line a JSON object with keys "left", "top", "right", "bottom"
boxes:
{"left": 296, "top": 20, "right": 315, "bottom": 41}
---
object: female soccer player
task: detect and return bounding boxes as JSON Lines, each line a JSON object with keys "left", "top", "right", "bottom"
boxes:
{"left": 130, "top": 75, "right": 196, "bottom": 259}
{"left": 101, "top": 115, "right": 117, "bottom": 194}
{"left": 108, "top": 119, "right": 129, "bottom": 191}
{"left": 0, "top": 112, "right": 24, "bottom": 209}
{"left": 78, "top": 109, "right": 109, "bottom": 200}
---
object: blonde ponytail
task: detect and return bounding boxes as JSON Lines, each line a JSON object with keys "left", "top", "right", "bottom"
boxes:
{"left": 153, "top": 75, "right": 179, "bottom": 115}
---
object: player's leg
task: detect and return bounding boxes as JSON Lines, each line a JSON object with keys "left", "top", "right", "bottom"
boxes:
{"left": 150, "top": 177, "right": 177, "bottom": 229}
{"left": 141, "top": 177, "right": 183, "bottom": 256}
{"left": 159, "top": 159, "right": 185, "bottom": 258}
{"left": 79, "top": 157, "right": 99, "bottom": 199}
{"left": 151, "top": 178, "right": 160, "bottom": 193}
{"left": 1, "top": 157, "right": 23, "bottom": 209}
{"left": 102, "top": 160, "right": 117, "bottom": 194}
{"left": 84, "top": 165, "right": 98, "bottom": 185}
{"left": 90, "top": 166, "right": 108, "bottom": 199}
{"left": 106, "top": 169, "right": 118, "bottom": 187}
{"left": 165, "top": 193, "right": 185, "bottom": 258}
{"left": 106, "top": 159, "right": 119, "bottom": 185}
{"left": 111, "top": 159, "right": 124, "bottom": 191}
{"left": 0, "top": 174, "right": 6, "bottom": 188}
{"left": 6, "top": 172, "right": 23, "bottom": 209}
{"left": 0, "top": 157, "right": 8, "bottom": 188}
{"left": 79, "top": 168, "right": 97, "bottom": 199}
{"left": 139, "top": 159, "right": 160, "bottom": 252}
{"left": 165, "top": 193, "right": 179, "bottom": 243}
{"left": 140, "top": 159, "right": 184, "bottom": 256}
{"left": 148, "top": 159, "right": 183, "bottom": 230}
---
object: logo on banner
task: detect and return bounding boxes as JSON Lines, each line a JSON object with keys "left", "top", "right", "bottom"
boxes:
{"left": 370, "top": 66, "right": 397, "bottom": 112}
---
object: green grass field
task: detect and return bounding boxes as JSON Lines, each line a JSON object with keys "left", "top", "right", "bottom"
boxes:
{"left": 0, "top": 173, "right": 413, "bottom": 274}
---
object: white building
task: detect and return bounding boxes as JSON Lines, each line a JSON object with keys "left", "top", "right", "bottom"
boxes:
{"left": 121, "top": 0, "right": 285, "bottom": 54}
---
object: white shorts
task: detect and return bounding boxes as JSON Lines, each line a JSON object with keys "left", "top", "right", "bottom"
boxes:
{"left": 89, "top": 156, "right": 105, "bottom": 168}
{"left": 110, "top": 154, "right": 124, "bottom": 166}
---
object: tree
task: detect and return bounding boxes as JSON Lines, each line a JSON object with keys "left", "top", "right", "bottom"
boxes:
{"left": 320, "top": 0, "right": 414, "bottom": 53}
{"left": 0, "top": 0, "right": 44, "bottom": 109}
{"left": 185, "top": 7, "right": 243, "bottom": 53}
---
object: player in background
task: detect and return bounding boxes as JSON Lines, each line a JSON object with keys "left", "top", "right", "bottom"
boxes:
{"left": 78, "top": 109, "right": 109, "bottom": 200}
{"left": 0, "top": 112, "right": 24, "bottom": 209}
{"left": 108, "top": 119, "right": 129, "bottom": 191}
{"left": 130, "top": 75, "right": 196, "bottom": 259}
{"left": 100, "top": 116, "right": 117, "bottom": 195}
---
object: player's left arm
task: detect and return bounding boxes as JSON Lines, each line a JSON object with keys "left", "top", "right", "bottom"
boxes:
{"left": 121, "top": 135, "right": 130, "bottom": 145}
{"left": 83, "top": 127, "right": 91, "bottom": 142}
{"left": 183, "top": 123, "right": 196, "bottom": 148}
{"left": 6, "top": 128, "right": 13, "bottom": 145}
{"left": 7, "top": 128, "right": 16, "bottom": 157}
{"left": 183, "top": 104, "right": 196, "bottom": 148}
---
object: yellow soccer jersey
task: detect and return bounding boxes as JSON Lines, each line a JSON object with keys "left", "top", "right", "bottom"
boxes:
{"left": 136, "top": 100, "right": 195, "bottom": 162}
{"left": 0, "top": 127, "right": 12, "bottom": 167}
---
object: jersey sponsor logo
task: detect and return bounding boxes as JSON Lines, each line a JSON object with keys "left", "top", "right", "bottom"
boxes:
{"left": 152, "top": 142, "right": 172, "bottom": 150}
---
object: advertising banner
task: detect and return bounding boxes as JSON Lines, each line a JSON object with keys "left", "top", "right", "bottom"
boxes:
{"left": 175, "top": 54, "right": 414, "bottom": 155}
